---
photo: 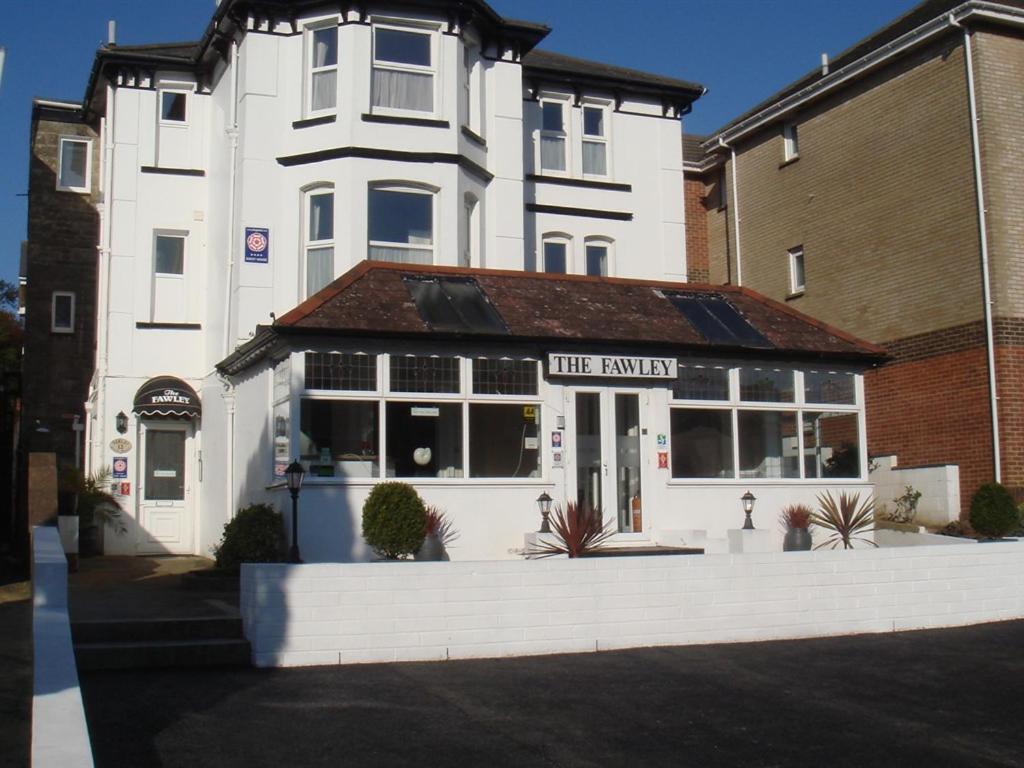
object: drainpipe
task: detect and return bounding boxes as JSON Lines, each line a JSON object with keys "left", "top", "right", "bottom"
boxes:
{"left": 953, "top": 15, "right": 1001, "bottom": 482}
{"left": 94, "top": 82, "right": 116, "bottom": 472}
{"left": 222, "top": 38, "right": 240, "bottom": 359}
{"left": 222, "top": 379, "right": 236, "bottom": 519}
{"left": 718, "top": 138, "right": 743, "bottom": 285}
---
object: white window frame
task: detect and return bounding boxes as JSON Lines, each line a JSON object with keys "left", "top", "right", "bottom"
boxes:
{"left": 541, "top": 233, "right": 572, "bottom": 274}
{"left": 153, "top": 230, "right": 187, "bottom": 277}
{"left": 50, "top": 291, "right": 75, "bottom": 334}
{"left": 783, "top": 121, "right": 799, "bottom": 161}
{"left": 789, "top": 246, "right": 805, "bottom": 294}
{"left": 305, "top": 21, "right": 339, "bottom": 116}
{"left": 537, "top": 97, "right": 570, "bottom": 176}
{"left": 303, "top": 185, "right": 335, "bottom": 298}
{"left": 370, "top": 20, "right": 439, "bottom": 117}
{"left": 583, "top": 236, "right": 613, "bottom": 277}
{"left": 158, "top": 89, "right": 190, "bottom": 127}
{"left": 56, "top": 137, "right": 91, "bottom": 193}
{"left": 367, "top": 183, "right": 436, "bottom": 265}
{"left": 581, "top": 101, "right": 611, "bottom": 179}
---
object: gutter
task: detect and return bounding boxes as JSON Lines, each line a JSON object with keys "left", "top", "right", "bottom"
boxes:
{"left": 718, "top": 138, "right": 743, "bottom": 286}
{"left": 952, "top": 14, "right": 1001, "bottom": 482}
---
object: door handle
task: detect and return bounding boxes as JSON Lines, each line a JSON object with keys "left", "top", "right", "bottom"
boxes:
{"left": 602, "top": 463, "right": 608, "bottom": 476}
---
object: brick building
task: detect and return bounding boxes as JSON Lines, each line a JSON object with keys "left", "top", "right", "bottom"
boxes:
{"left": 685, "top": 0, "right": 1024, "bottom": 513}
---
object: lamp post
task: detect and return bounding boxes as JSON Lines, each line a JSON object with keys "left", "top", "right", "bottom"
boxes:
{"left": 285, "top": 459, "right": 306, "bottom": 563}
{"left": 741, "top": 491, "right": 756, "bottom": 530}
{"left": 536, "top": 491, "right": 553, "bottom": 533}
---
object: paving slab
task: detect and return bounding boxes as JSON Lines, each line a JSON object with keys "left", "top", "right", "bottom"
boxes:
{"left": 80, "top": 619, "right": 1024, "bottom": 768}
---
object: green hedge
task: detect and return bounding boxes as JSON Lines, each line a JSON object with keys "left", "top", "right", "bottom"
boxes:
{"left": 213, "top": 503, "right": 285, "bottom": 572}
{"left": 362, "top": 482, "right": 426, "bottom": 560}
{"left": 969, "top": 483, "right": 1018, "bottom": 539}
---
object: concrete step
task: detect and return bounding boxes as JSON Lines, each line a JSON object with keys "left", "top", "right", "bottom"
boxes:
{"left": 74, "top": 638, "right": 251, "bottom": 671}
{"left": 71, "top": 616, "right": 243, "bottom": 644}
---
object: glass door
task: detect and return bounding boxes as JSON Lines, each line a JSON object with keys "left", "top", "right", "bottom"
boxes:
{"left": 574, "top": 392, "right": 603, "bottom": 516}
{"left": 614, "top": 393, "right": 642, "bottom": 533}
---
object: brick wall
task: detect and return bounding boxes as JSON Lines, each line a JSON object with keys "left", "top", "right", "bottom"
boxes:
{"left": 683, "top": 174, "right": 709, "bottom": 282}
{"left": 241, "top": 541, "right": 1024, "bottom": 668}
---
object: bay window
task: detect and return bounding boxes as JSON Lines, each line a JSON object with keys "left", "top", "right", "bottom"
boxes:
{"left": 670, "top": 409, "right": 733, "bottom": 479}
{"left": 301, "top": 400, "right": 380, "bottom": 478}
{"left": 582, "top": 104, "right": 608, "bottom": 176}
{"left": 368, "top": 187, "right": 434, "bottom": 264}
{"left": 539, "top": 100, "right": 567, "bottom": 173}
{"left": 304, "top": 187, "right": 335, "bottom": 296}
{"left": 372, "top": 25, "right": 435, "bottom": 114}
{"left": 308, "top": 25, "right": 338, "bottom": 113}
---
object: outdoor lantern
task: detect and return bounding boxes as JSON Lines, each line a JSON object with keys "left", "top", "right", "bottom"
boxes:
{"left": 285, "top": 459, "right": 306, "bottom": 563}
{"left": 115, "top": 411, "right": 128, "bottom": 434}
{"left": 741, "top": 491, "right": 757, "bottom": 530}
{"left": 536, "top": 491, "right": 553, "bottom": 533}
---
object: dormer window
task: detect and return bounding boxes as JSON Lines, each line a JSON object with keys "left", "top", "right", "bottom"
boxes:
{"left": 539, "top": 100, "right": 567, "bottom": 173}
{"left": 308, "top": 25, "right": 339, "bottom": 114}
{"left": 372, "top": 24, "right": 436, "bottom": 114}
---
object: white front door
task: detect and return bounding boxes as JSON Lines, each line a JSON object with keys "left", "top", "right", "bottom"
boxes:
{"left": 137, "top": 422, "right": 195, "bottom": 554}
{"left": 569, "top": 389, "right": 645, "bottom": 534}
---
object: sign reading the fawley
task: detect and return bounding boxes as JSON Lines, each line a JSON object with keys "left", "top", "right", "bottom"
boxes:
{"left": 547, "top": 353, "right": 677, "bottom": 379}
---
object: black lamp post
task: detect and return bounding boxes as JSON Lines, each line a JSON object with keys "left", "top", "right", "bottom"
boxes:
{"left": 285, "top": 459, "right": 306, "bottom": 563}
{"left": 741, "top": 491, "right": 756, "bottom": 530}
{"left": 537, "top": 491, "right": 553, "bottom": 533}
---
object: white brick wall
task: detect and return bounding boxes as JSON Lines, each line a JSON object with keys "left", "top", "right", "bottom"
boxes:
{"left": 240, "top": 542, "right": 1024, "bottom": 667}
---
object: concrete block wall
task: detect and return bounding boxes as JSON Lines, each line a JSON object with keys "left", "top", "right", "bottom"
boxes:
{"left": 871, "top": 455, "right": 960, "bottom": 527}
{"left": 241, "top": 540, "right": 1024, "bottom": 667}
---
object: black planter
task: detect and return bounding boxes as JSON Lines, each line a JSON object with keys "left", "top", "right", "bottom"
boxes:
{"left": 80, "top": 524, "right": 104, "bottom": 557}
{"left": 783, "top": 527, "right": 812, "bottom": 552}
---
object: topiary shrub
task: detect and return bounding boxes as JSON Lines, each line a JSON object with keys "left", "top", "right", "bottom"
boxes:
{"left": 362, "top": 482, "right": 426, "bottom": 560}
{"left": 213, "top": 503, "right": 285, "bottom": 572}
{"left": 969, "top": 483, "right": 1018, "bottom": 539}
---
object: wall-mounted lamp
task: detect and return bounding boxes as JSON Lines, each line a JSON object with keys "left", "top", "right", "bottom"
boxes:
{"left": 116, "top": 411, "right": 128, "bottom": 434}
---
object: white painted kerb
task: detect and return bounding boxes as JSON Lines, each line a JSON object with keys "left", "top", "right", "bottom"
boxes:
{"left": 31, "top": 526, "right": 95, "bottom": 768}
{"left": 241, "top": 541, "right": 1024, "bottom": 668}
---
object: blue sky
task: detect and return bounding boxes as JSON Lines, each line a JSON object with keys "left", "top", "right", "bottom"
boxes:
{"left": 0, "top": 0, "right": 920, "bottom": 284}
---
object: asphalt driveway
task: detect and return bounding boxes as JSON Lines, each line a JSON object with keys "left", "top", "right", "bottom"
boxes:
{"left": 80, "top": 620, "right": 1024, "bottom": 767}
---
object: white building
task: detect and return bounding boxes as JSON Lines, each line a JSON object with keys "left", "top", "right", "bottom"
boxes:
{"left": 70, "top": 0, "right": 881, "bottom": 560}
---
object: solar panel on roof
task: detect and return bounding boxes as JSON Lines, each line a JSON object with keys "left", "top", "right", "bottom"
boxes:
{"left": 404, "top": 276, "right": 509, "bottom": 335}
{"left": 664, "top": 292, "right": 772, "bottom": 348}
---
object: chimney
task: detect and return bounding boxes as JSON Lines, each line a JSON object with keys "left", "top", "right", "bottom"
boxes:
{"left": 108, "top": 20, "right": 116, "bottom": 46}
{"left": 821, "top": 52, "right": 829, "bottom": 76}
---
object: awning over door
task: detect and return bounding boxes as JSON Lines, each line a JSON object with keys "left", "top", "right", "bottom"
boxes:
{"left": 133, "top": 376, "right": 201, "bottom": 419}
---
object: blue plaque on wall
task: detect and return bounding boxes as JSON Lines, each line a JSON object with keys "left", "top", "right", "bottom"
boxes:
{"left": 244, "top": 227, "right": 269, "bottom": 263}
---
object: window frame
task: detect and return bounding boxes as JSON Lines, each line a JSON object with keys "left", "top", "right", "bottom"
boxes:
{"left": 305, "top": 21, "right": 340, "bottom": 116}
{"left": 370, "top": 20, "right": 439, "bottom": 117}
{"left": 583, "top": 236, "right": 613, "bottom": 277}
{"left": 789, "top": 246, "right": 806, "bottom": 295}
{"left": 541, "top": 233, "right": 571, "bottom": 274}
{"left": 50, "top": 291, "right": 75, "bottom": 334}
{"left": 581, "top": 100, "right": 611, "bottom": 179}
{"left": 367, "top": 183, "right": 436, "bottom": 265}
{"left": 538, "top": 97, "right": 570, "bottom": 176}
{"left": 153, "top": 230, "right": 187, "bottom": 277}
{"left": 158, "top": 89, "right": 190, "bottom": 126}
{"left": 303, "top": 184, "right": 336, "bottom": 298}
{"left": 783, "top": 121, "right": 799, "bottom": 162}
{"left": 56, "top": 137, "right": 91, "bottom": 193}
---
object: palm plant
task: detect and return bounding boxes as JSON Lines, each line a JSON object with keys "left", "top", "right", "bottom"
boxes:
{"left": 529, "top": 501, "right": 614, "bottom": 558}
{"left": 424, "top": 505, "right": 459, "bottom": 547}
{"left": 811, "top": 491, "right": 876, "bottom": 550}
{"left": 78, "top": 467, "right": 127, "bottom": 535}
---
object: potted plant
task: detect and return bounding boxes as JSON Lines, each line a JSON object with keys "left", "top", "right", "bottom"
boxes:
{"left": 780, "top": 503, "right": 812, "bottom": 552}
{"left": 811, "top": 491, "right": 876, "bottom": 550}
{"left": 361, "top": 482, "right": 427, "bottom": 560}
{"left": 76, "top": 468, "right": 127, "bottom": 556}
{"left": 415, "top": 505, "right": 458, "bottom": 561}
{"left": 528, "top": 501, "right": 614, "bottom": 558}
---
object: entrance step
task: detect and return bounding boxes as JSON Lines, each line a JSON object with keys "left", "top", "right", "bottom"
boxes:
{"left": 72, "top": 617, "right": 250, "bottom": 670}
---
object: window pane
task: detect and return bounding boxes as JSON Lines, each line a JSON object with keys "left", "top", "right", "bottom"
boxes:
{"left": 367, "top": 245, "right": 432, "bottom": 264}
{"left": 59, "top": 141, "right": 87, "bottom": 189}
{"left": 583, "top": 107, "right": 604, "bottom": 137}
{"left": 803, "top": 411, "right": 860, "bottom": 478}
{"left": 372, "top": 68, "right": 434, "bottom": 112}
{"left": 386, "top": 401, "right": 462, "bottom": 478}
{"left": 670, "top": 409, "right": 734, "bottom": 479}
{"left": 369, "top": 190, "right": 432, "bottom": 245}
{"left": 311, "top": 70, "right": 337, "bottom": 111}
{"left": 306, "top": 246, "right": 333, "bottom": 296}
{"left": 673, "top": 365, "right": 729, "bottom": 400}
{"left": 585, "top": 245, "right": 607, "bottom": 276}
{"left": 543, "top": 241, "right": 566, "bottom": 273}
{"left": 145, "top": 430, "right": 185, "bottom": 500}
{"left": 375, "top": 28, "right": 431, "bottom": 66}
{"left": 389, "top": 355, "right": 460, "bottom": 393}
{"left": 469, "top": 404, "right": 540, "bottom": 478}
{"left": 540, "top": 136, "right": 566, "bottom": 171}
{"left": 472, "top": 358, "right": 538, "bottom": 395}
{"left": 738, "top": 410, "right": 799, "bottom": 479}
{"left": 305, "top": 352, "right": 376, "bottom": 391}
{"left": 309, "top": 193, "right": 334, "bottom": 241}
{"left": 542, "top": 102, "right": 563, "bottom": 132}
{"left": 53, "top": 295, "right": 73, "bottom": 330}
{"left": 739, "top": 367, "right": 794, "bottom": 402}
{"left": 155, "top": 236, "right": 184, "bottom": 274}
{"left": 300, "top": 400, "right": 379, "bottom": 478}
{"left": 161, "top": 92, "right": 187, "bottom": 122}
{"left": 804, "top": 370, "right": 855, "bottom": 405}
{"left": 791, "top": 250, "right": 805, "bottom": 290}
{"left": 313, "top": 27, "right": 338, "bottom": 67}
{"left": 583, "top": 141, "right": 607, "bottom": 175}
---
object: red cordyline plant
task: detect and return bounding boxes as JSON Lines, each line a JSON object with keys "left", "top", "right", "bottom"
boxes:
{"left": 811, "top": 491, "right": 877, "bottom": 550}
{"left": 529, "top": 501, "right": 614, "bottom": 558}
{"left": 423, "top": 505, "right": 459, "bottom": 547}
{"left": 779, "top": 504, "right": 812, "bottom": 530}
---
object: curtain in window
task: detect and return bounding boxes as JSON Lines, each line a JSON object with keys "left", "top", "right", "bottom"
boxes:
{"left": 311, "top": 70, "right": 337, "bottom": 112}
{"left": 372, "top": 69, "right": 433, "bottom": 112}
{"left": 540, "top": 136, "right": 566, "bottom": 171}
{"left": 306, "top": 246, "right": 334, "bottom": 296}
{"left": 309, "top": 194, "right": 334, "bottom": 241}
{"left": 583, "top": 141, "right": 607, "bottom": 175}
{"left": 368, "top": 246, "right": 431, "bottom": 264}
{"left": 60, "top": 143, "right": 87, "bottom": 188}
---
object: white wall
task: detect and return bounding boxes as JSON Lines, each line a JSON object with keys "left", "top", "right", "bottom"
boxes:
{"left": 241, "top": 539, "right": 1024, "bottom": 667}
{"left": 871, "top": 455, "right": 960, "bottom": 527}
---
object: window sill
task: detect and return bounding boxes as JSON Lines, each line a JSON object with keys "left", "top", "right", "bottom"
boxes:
{"left": 136, "top": 322, "right": 202, "bottom": 330}
{"left": 526, "top": 174, "right": 631, "bottom": 193}
{"left": 55, "top": 186, "right": 90, "bottom": 194}
{"left": 785, "top": 291, "right": 805, "bottom": 301}
{"left": 460, "top": 125, "right": 486, "bottom": 147}
{"left": 779, "top": 156, "right": 800, "bottom": 169}
{"left": 141, "top": 166, "right": 206, "bottom": 177}
{"left": 293, "top": 114, "right": 337, "bottom": 129}
{"left": 50, "top": 329, "right": 74, "bottom": 335}
{"left": 362, "top": 113, "right": 450, "bottom": 129}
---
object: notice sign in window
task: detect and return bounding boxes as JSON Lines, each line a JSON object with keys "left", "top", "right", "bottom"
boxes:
{"left": 245, "top": 227, "right": 270, "bottom": 263}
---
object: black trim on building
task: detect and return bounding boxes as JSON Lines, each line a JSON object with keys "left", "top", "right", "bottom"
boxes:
{"left": 276, "top": 146, "right": 494, "bottom": 183}
{"left": 136, "top": 322, "right": 203, "bottom": 330}
{"left": 525, "top": 203, "right": 633, "bottom": 221}
{"left": 140, "top": 166, "right": 206, "bottom": 177}
{"left": 525, "top": 174, "right": 631, "bottom": 192}
{"left": 361, "top": 113, "right": 451, "bottom": 129}
{"left": 292, "top": 114, "right": 337, "bottom": 129}
{"left": 460, "top": 125, "right": 487, "bottom": 147}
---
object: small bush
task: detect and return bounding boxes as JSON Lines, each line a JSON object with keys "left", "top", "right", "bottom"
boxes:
{"left": 969, "top": 483, "right": 1018, "bottom": 538}
{"left": 362, "top": 482, "right": 426, "bottom": 560}
{"left": 213, "top": 503, "right": 285, "bottom": 572}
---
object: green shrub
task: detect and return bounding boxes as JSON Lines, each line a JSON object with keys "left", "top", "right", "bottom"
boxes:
{"left": 969, "top": 483, "right": 1018, "bottom": 538}
{"left": 362, "top": 482, "right": 426, "bottom": 560}
{"left": 213, "top": 503, "right": 285, "bottom": 572}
